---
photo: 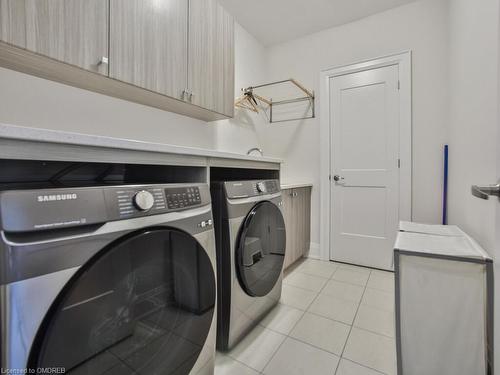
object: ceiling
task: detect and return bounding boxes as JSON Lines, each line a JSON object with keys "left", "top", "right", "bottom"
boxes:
{"left": 218, "top": 0, "right": 419, "bottom": 46}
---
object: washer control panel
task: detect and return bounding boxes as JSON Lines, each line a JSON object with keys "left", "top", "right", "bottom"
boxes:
{"left": 165, "top": 186, "right": 201, "bottom": 209}
{"left": 108, "top": 184, "right": 209, "bottom": 219}
{"left": 114, "top": 187, "right": 166, "bottom": 217}
{"left": 112, "top": 185, "right": 207, "bottom": 218}
{"left": 0, "top": 183, "right": 211, "bottom": 232}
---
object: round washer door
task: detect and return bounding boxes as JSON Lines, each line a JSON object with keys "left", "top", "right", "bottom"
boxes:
{"left": 30, "top": 228, "right": 216, "bottom": 375}
{"left": 236, "top": 201, "right": 286, "bottom": 297}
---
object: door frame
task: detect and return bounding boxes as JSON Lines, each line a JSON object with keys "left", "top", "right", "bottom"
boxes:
{"left": 319, "top": 51, "right": 413, "bottom": 262}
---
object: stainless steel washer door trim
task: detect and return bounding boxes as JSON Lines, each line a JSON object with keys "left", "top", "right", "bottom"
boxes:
{"left": 2, "top": 267, "right": 80, "bottom": 370}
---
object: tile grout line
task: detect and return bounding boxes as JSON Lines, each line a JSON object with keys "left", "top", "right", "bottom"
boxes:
{"left": 284, "top": 279, "right": 371, "bottom": 302}
{"left": 258, "top": 265, "right": 338, "bottom": 374}
{"left": 330, "top": 279, "right": 371, "bottom": 288}
{"left": 304, "top": 309, "right": 356, "bottom": 327}
{"left": 340, "top": 357, "right": 387, "bottom": 375}
{"left": 283, "top": 274, "right": 331, "bottom": 293}
{"left": 257, "top": 311, "right": 302, "bottom": 374}
{"left": 281, "top": 334, "right": 345, "bottom": 358}
{"left": 287, "top": 262, "right": 395, "bottom": 374}
{"left": 333, "top": 269, "right": 372, "bottom": 375}
{"left": 219, "top": 352, "right": 267, "bottom": 374}
{"left": 224, "top": 325, "right": 287, "bottom": 374}
{"left": 282, "top": 265, "right": 340, "bottom": 309}
{"left": 220, "top": 262, "right": 393, "bottom": 374}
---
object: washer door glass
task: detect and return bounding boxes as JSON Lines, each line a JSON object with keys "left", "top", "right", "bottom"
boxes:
{"left": 236, "top": 201, "right": 286, "bottom": 297}
{"left": 30, "top": 228, "right": 216, "bottom": 375}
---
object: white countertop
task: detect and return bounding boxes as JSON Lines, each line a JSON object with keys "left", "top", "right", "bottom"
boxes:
{"left": 280, "top": 183, "right": 313, "bottom": 189}
{"left": 0, "top": 123, "right": 283, "bottom": 164}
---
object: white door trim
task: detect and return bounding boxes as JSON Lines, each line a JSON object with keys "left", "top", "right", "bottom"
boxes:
{"left": 319, "top": 51, "right": 412, "bottom": 262}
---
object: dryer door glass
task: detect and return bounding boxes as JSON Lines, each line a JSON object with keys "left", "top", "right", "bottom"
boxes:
{"left": 30, "top": 228, "right": 216, "bottom": 375}
{"left": 236, "top": 201, "right": 286, "bottom": 297}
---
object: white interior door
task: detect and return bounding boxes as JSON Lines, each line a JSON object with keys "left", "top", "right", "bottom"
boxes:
{"left": 330, "top": 65, "right": 400, "bottom": 270}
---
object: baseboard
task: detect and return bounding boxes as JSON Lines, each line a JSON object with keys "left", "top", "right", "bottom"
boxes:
{"left": 305, "top": 242, "right": 321, "bottom": 259}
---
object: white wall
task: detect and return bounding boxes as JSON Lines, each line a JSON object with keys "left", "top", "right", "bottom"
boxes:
{"left": 446, "top": 0, "right": 500, "bottom": 369}
{"left": 447, "top": 0, "right": 499, "bottom": 252}
{"left": 264, "top": 0, "right": 450, "bottom": 255}
{"left": 0, "top": 68, "right": 217, "bottom": 149}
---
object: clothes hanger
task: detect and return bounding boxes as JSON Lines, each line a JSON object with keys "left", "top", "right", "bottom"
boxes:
{"left": 234, "top": 88, "right": 272, "bottom": 113}
{"left": 235, "top": 89, "right": 258, "bottom": 112}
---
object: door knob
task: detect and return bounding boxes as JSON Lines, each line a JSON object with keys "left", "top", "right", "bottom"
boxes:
{"left": 333, "top": 175, "right": 344, "bottom": 182}
{"left": 471, "top": 183, "right": 500, "bottom": 200}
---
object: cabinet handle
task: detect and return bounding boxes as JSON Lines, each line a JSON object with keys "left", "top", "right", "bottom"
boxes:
{"left": 182, "top": 89, "right": 194, "bottom": 101}
{"left": 97, "top": 56, "right": 109, "bottom": 66}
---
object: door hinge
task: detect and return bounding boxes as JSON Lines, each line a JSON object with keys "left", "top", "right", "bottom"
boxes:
{"left": 398, "top": 159, "right": 401, "bottom": 168}
{"left": 398, "top": 80, "right": 400, "bottom": 90}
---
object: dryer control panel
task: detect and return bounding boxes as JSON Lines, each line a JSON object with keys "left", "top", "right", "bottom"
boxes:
{"left": 224, "top": 179, "right": 281, "bottom": 199}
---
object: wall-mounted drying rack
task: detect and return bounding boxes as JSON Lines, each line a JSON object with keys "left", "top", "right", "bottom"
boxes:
{"left": 235, "top": 78, "right": 315, "bottom": 123}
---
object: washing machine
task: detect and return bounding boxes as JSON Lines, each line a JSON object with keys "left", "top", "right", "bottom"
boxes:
{"left": 0, "top": 182, "right": 217, "bottom": 375}
{"left": 211, "top": 179, "right": 286, "bottom": 351}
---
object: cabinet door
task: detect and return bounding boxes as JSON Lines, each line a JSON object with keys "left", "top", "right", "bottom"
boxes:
{"left": 282, "top": 189, "right": 295, "bottom": 269}
{"left": 293, "top": 188, "right": 306, "bottom": 262}
{"left": 110, "top": 0, "right": 188, "bottom": 99}
{"left": 282, "top": 187, "right": 312, "bottom": 270}
{"left": 0, "top": 0, "right": 108, "bottom": 75}
{"left": 188, "top": 0, "right": 234, "bottom": 116}
{"left": 302, "top": 187, "right": 312, "bottom": 255}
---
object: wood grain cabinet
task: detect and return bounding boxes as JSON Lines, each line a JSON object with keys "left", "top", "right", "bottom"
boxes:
{"left": 0, "top": 0, "right": 235, "bottom": 121}
{"left": 282, "top": 186, "right": 312, "bottom": 269}
{"left": 109, "top": 0, "right": 188, "bottom": 99}
{"left": 0, "top": 0, "right": 109, "bottom": 75}
{"left": 188, "top": 0, "right": 234, "bottom": 117}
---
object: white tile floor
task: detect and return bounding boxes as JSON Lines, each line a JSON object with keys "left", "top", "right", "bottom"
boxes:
{"left": 215, "top": 259, "right": 397, "bottom": 375}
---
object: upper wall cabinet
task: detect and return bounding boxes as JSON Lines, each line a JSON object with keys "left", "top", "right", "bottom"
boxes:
{"left": 0, "top": 0, "right": 235, "bottom": 121}
{"left": 0, "top": 0, "right": 109, "bottom": 75}
{"left": 188, "top": 0, "right": 234, "bottom": 117}
{"left": 109, "top": 0, "right": 188, "bottom": 100}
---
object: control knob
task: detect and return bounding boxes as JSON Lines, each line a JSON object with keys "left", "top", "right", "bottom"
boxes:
{"left": 133, "top": 190, "right": 155, "bottom": 211}
{"left": 256, "top": 182, "right": 267, "bottom": 193}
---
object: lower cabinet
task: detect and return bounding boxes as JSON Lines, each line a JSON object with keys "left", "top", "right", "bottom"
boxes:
{"left": 282, "top": 186, "right": 312, "bottom": 269}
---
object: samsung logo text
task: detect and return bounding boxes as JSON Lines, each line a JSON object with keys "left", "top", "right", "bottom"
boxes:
{"left": 37, "top": 194, "right": 78, "bottom": 202}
